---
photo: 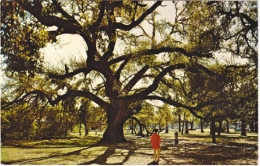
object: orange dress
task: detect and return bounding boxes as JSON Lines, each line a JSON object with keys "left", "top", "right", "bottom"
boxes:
{"left": 151, "top": 133, "right": 161, "bottom": 149}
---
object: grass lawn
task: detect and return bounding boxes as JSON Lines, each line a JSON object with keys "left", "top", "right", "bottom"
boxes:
{"left": 1, "top": 130, "right": 258, "bottom": 165}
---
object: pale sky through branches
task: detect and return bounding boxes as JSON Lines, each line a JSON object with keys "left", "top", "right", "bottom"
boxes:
{"left": 37, "top": 1, "right": 249, "bottom": 108}
{"left": 40, "top": 1, "right": 248, "bottom": 72}
{"left": 1, "top": 1, "right": 249, "bottom": 92}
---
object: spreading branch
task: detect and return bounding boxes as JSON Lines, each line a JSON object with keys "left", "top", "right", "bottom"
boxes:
{"left": 2, "top": 89, "right": 109, "bottom": 110}
{"left": 18, "top": 1, "right": 81, "bottom": 33}
{"left": 108, "top": 46, "right": 213, "bottom": 67}
{"left": 126, "top": 63, "right": 186, "bottom": 102}
{"left": 123, "top": 65, "right": 149, "bottom": 94}
{"left": 114, "top": 1, "right": 162, "bottom": 31}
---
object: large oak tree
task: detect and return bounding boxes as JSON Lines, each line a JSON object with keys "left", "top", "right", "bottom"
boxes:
{"left": 1, "top": 1, "right": 257, "bottom": 143}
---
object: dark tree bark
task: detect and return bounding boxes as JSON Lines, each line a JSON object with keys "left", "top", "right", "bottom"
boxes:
{"left": 181, "top": 113, "right": 185, "bottom": 135}
{"left": 79, "top": 109, "right": 88, "bottom": 136}
{"left": 226, "top": 119, "right": 230, "bottom": 133}
{"left": 185, "top": 120, "right": 189, "bottom": 134}
{"left": 255, "top": 121, "right": 258, "bottom": 133}
{"left": 84, "top": 124, "right": 89, "bottom": 136}
{"left": 210, "top": 119, "right": 216, "bottom": 143}
{"left": 101, "top": 102, "right": 133, "bottom": 143}
{"left": 131, "top": 116, "right": 150, "bottom": 137}
{"left": 255, "top": 110, "right": 258, "bottom": 133}
{"left": 79, "top": 122, "right": 82, "bottom": 136}
{"left": 250, "top": 121, "right": 255, "bottom": 132}
{"left": 64, "top": 123, "right": 68, "bottom": 137}
{"left": 131, "top": 118, "right": 134, "bottom": 134}
{"left": 241, "top": 119, "right": 247, "bottom": 136}
{"left": 102, "top": 114, "right": 127, "bottom": 143}
{"left": 165, "top": 123, "right": 169, "bottom": 133}
{"left": 178, "top": 114, "right": 181, "bottom": 132}
{"left": 218, "top": 120, "right": 222, "bottom": 136}
{"left": 200, "top": 118, "right": 204, "bottom": 133}
{"left": 190, "top": 121, "right": 194, "bottom": 130}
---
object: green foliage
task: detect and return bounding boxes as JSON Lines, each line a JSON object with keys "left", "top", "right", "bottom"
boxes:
{"left": 1, "top": 1, "right": 257, "bottom": 141}
{"left": 132, "top": 102, "right": 156, "bottom": 132}
{"left": 80, "top": 99, "right": 107, "bottom": 131}
{"left": 1, "top": 1, "right": 50, "bottom": 76}
{"left": 184, "top": 2, "right": 221, "bottom": 53}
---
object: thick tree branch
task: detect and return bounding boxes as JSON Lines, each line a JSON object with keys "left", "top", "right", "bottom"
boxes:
{"left": 114, "top": 1, "right": 162, "bottom": 31}
{"left": 123, "top": 65, "right": 149, "bottom": 93}
{"left": 146, "top": 95, "right": 225, "bottom": 119}
{"left": 126, "top": 63, "right": 186, "bottom": 101}
{"left": 139, "top": 47, "right": 212, "bottom": 58}
{"left": 115, "top": 55, "right": 131, "bottom": 80}
{"left": 52, "top": 0, "right": 80, "bottom": 26}
{"left": 89, "top": 1, "right": 107, "bottom": 32}
{"left": 2, "top": 90, "right": 51, "bottom": 109}
{"left": 2, "top": 89, "right": 109, "bottom": 110}
{"left": 101, "top": 40, "right": 116, "bottom": 63}
{"left": 19, "top": 1, "right": 80, "bottom": 34}
{"left": 146, "top": 95, "right": 203, "bottom": 119}
{"left": 192, "top": 63, "right": 220, "bottom": 77}
{"left": 108, "top": 47, "right": 213, "bottom": 67}
{"left": 71, "top": 90, "right": 109, "bottom": 109}
{"left": 49, "top": 67, "right": 91, "bottom": 80}
{"left": 220, "top": 8, "right": 257, "bottom": 29}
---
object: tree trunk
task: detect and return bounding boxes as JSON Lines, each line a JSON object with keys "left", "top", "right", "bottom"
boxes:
{"left": 218, "top": 120, "right": 222, "bottom": 136}
{"left": 138, "top": 124, "right": 144, "bottom": 137}
{"left": 255, "top": 111, "right": 258, "bottom": 133}
{"left": 181, "top": 113, "right": 185, "bottom": 135}
{"left": 226, "top": 119, "right": 230, "bottom": 133}
{"left": 158, "top": 117, "right": 162, "bottom": 132}
{"left": 165, "top": 123, "right": 169, "bottom": 133}
{"left": 132, "top": 117, "right": 145, "bottom": 137}
{"left": 255, "top": 121, "right": 258, "bottom": 133}
{"left": 84, "top": 125, "right": 89, "bottom": 136}
{"left": 36, "top": 119, "right": 41, "bottom": 139}
{"left": 185, "top": 120, "right": 189, "bottom": 134}
{"left": 210, "top": 119, "right": 216, "bottom": 143}
{"left": 190, "top": 121, "right": 194, "bottom": 130}
{"left": 250, "top": 121, "right": 255, "bottom": 132}
{"left": 101, "top": 103, "right": 131, "bottom": 143}
{"left": 200, "top": 118, "right": 204, "bottom": 133}
{"left": 102, "top": 119, "right": 126, "bottom": 143}
{"left": 241, "top": 119, "right": 247, "bottom": 136}
{"left": 131, "top": 118, "right": 134, "bottom": 134}
{"left": 79, "top": 123, "right": 82, "bottom": 136}
{"left": 178, "top": 115, "right": 181, "bottom": 132}
{"left": 64, "top": 123, "right": 68, "bottom": 137}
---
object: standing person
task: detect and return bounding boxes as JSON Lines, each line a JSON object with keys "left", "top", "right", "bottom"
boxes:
{"left": 150, "top": 129, "right": 161, "bottom": 164}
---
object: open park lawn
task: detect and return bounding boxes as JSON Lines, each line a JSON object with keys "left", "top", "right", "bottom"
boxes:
{"left": 1, "top": 130, "right": 258, "bottom": 165}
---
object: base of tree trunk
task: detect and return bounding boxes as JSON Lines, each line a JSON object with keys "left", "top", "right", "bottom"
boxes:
{"left": 101, "top": 127, "right": 127, "bottom": 143}
{"left": 100, "top": 136, "right": 127, "bottom": 143}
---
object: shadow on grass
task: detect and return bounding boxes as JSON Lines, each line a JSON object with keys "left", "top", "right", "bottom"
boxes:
{"left": 1, "top": 136, "right": 102, "bottom": 164}
{"left": 1, "top": 132, "right": 258, "bottom": 165}
{"left": 1, "top": 143, "right": 99, "bottom": 165}
{"left": 2, "top": 138, "right": 142, "bottom": 165}
{"left": 170, "top": 142, "right": 257, "bottom": 165}
{"left": 2, "top": 135, "right": 102, "bottom": 149}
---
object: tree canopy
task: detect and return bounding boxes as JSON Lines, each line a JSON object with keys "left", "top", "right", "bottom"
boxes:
{"left": 1, "top": 1, "right": 257, "bottom": 143}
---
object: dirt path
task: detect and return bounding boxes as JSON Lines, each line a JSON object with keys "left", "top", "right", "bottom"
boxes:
{"left": 1, "top": 131, "right": 258, "bottom": 165}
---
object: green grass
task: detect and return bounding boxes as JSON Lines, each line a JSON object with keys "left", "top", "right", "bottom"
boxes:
{"left": 1, "top": 130, "right": 258, "bottom": 165}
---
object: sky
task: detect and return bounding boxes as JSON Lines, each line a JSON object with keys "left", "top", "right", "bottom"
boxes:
{"left": 41, "top": 34, "right": 87, "bottom": 70}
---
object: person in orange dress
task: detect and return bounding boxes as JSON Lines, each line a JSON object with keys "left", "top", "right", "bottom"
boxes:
{"left": 150, "top": 129, "right": 161, "bottom": 164}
